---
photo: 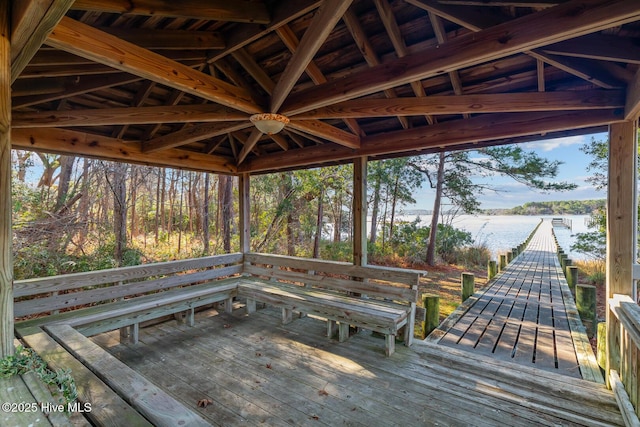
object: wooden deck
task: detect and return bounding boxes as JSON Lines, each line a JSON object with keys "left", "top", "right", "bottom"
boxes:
{"left": 91, "top": 303, "right": 622, "bottom": 426}
{"left": 433, "top": 220, "right": 600, "bottom": 381}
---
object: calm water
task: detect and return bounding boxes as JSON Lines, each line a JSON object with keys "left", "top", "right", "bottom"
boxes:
{"left": 397, "top": 214, "right": 592, "bottom": 261}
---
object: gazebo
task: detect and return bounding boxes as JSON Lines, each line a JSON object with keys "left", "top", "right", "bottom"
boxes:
{"left": 2, "top": 0, "right": 640, "bottom": 424}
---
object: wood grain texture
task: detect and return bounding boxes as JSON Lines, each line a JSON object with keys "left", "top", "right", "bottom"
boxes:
{"left": 0, "top": 0, "right": 12, "bottom": 358}
{"left": 282, "top": 0, "right": 640, "bottom": 115}
{"left": 287, "top": 120, "right": 360, "bottom": 149}
{"left": 71, "top": 0, "right": 270, "bottom": 24}
{"left": 99, "top": 27, "right": 225, "bottom": 50}
{"left": 291, "top": 90, "right": 625, "bottom": 119}
{"left": 13, "top": 104, "right": 248, "bottom": 128}
{"left": 142, "top": 122, "right": 251, "bottom": 153}
{"left": 10, "top": 0, "right": 74, "bottom": 82}
{"left": 270, "top": 0, "right": 353, "bottom": 112}
{"left": 47, "top": 17, "right": 261, "bottom": 113}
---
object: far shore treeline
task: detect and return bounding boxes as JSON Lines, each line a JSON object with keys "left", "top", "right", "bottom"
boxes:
{"left": 406, "top": 199, "right": 606, "bottom": 217}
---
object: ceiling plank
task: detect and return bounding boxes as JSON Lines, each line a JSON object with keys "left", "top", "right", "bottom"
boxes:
{"left": 282, "top": 0, "right": 640, "bottom": 115}
{"left": 12, "top": 127, "right": 237, "bottom": 173}
{"left": 70, "top": 0, "right": 271, "bottom": 24}
{"left": 287, "top": 120, "right": 360, "bottom": 149}
{"left": 270, "top": 0, "right": 353, "bottom": 112}
{"left": 13, "top": 104, "right": 248, "bottom": 128}
{"left": 11, "top": 0, "right": 75, "bottom": 83}
{"left": 542, "top": 33, "right": 640, "bottom": 64}
{"left": 98, "top": 28, "right": 225, "bottom": 50}
{"left": 291, "top": 90, "right": 625, "bottom": 118}
{"left": 405, "top": 0, "right": 507, "bottom": 31}
{"left": 625, "top": 68, "right": 640, "bottom": 120}
{"left": 143, "top": 122, "right": 252, "bottom": 154}
{"left": 243, "top": 110, "right": 622, "bottom": 173}
{"left": 237, "top": 129, "right": 263, "bottom": 165}
{"left": 46, "top": 17, "right": 262, "bottom": 114}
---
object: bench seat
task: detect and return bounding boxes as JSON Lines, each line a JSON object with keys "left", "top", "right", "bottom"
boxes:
{"left": 237, "top": 278, "right": 413, "bottom": 356}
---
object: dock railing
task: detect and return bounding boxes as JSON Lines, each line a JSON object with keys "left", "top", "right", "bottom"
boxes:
{"left": 608, "top": 294, "right": 640, "bottom": 426}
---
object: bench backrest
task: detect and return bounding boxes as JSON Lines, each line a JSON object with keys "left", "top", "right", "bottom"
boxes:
{"left": 14, "top": 253, "right": 243, "bottom": 317}
{"left": 244, "top": 253, "right": 423, "bottom": 304}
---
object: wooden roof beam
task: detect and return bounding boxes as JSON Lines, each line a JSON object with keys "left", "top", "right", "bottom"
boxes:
{"left": 242, "top": 109, "right": 623, "bottom": 173}
{"left": 142, "top": 122, "right": 252, "bottom": 154}
{"left": 342, "top": 10, "right": 409, "bottom": 130}
{"left": 291, "top": 90, "right": 625, "bottom": 119}
{"left": 409, "top": 0, "right": 630, "bottom": 90}
{"left": 270, "top": 0, "right": 353, "bottom": 112}
{"left": 287, "top": 120, "right": 360, "bottom": 149}
{"left": 46, "top": 17, "right": 262, "bottom": 114}
{"left": 11, "top": 0, "right": 75, "bottom": 82}
{"left": 237, "top": 129, "right": 263, "bottom": 165}
{"left": 98, "top": 28, "right": 225, "bottom": 50}
{"left": 437, "top": 0, "right": 563, "bottom": 6}
{"left": 624, "top": 68, "right": 640, "bottom": 120}
{"left": 13, "top": 104, "right": 248, "bottom": 128}
{"left": 542, "top": 33, "right": 640, "bottom": 65}
{"left": 283, "top": 0, "right": 640, "bottom": 115}
{"left": 12, "top": 128, "right": 237, "bottom": 173}
{"left": 70, "top": 0, "right": 270, "bottom": 24}
{"left": 276, "top": 24, "right": 364, "bottom": 137}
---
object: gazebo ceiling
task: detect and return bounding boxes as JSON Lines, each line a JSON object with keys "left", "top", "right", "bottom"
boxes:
{"left": 9, "top": 0, "right": 640, "bottom": 174}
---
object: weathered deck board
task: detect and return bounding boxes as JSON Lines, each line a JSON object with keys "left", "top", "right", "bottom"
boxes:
{"left": 91, "top": 302, "right": 622, "bottom": 426}
{"left": 437, "top": 220, "right": 596, "bottom": 380}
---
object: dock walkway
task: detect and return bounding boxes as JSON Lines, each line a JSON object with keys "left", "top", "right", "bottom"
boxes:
{"left": 433, "top": 220, "right": 600, "bottom": 381}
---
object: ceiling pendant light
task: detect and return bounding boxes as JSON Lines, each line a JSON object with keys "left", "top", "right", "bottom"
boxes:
{"left": 250, "top": 113, "right": 290, "bottom": 134}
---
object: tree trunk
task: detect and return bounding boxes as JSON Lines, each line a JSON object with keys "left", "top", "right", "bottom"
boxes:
{"left": 389, "top": 175, "right": 399, "bottom": 241}
{"left": 369, "top": 178, "right": 381, "bottom": 245}
{"left": 113, "top": 163, "right": 128, "bottom": 266}
{"left": 426, "top": 152, "right": 446, "bottom": 266}
{"left": 77, "top": 158, "right": 91, "bottom": 248}
{"left": 15, "top": 151, "right": 30, "bottom": 182}
{"left": 220, "top": 175, "right": 233, "bottom": 252}
{"left": 129, "top": 166, "right": 137, "bottom": 240}
{"left": 155, "top": 170, "right": 161, "bottom": 243}
{"left": 177, "top": 172, "right": 184, "bottom": 254}
{"left": 313, "top": 190, "right": 324, "bottom": 259}
{"left": 282, "top": 173, "right": 296, "bottom": 256}
{"left": 203, "top": 173, "right": 210, "bottom": 255}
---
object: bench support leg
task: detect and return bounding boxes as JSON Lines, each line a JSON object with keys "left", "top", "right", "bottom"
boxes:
{"left": 385, "top": 334, "right": 395, "bottom": 357}
{"left": 246, "top": 298, "right": 256, "bottom": 314}
{"left": 120, "top": 324, "right": 139, "bottom": 344}
{"left": 327, "top": 320, "right": 338, "bottom": 338}
{"left": 282, "top": 308, "right": 293, "bottom": 325}
{"left": 338, "top": 323, "right": 349, "bottom": 342}
{"left": 187, "top": 308, "right": 195, "bottom": 327}
{"left": 225, "top": 297, "right": 234, "bottom": 314}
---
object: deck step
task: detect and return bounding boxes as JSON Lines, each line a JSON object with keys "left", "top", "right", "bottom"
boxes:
{"left": 16, "top": 326, "right": 153, "bottom": 427}
{"left": 44, "top": 324, "right": 211, "bottom": 427}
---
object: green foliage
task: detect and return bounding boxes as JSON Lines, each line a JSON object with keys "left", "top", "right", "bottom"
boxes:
{"left": 320, "top": 241, "right": 353, "bottom": 262}
{"left": 0, "top": 346, "right": 78, "bottom": 408}
{"left": 508, "top": 199, "right": 605, "bottom": 215}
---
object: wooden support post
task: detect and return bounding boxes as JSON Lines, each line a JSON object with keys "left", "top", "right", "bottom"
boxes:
{"left": 282, "top": 308, "right": 293, "bottom": 324}
{"left": 606, "top": 120, "right": 637, "bottom": 382}
{"left": 385, "top": 334, "right": 395, "bottom": 357}
{"left": 225, "top": 297, "right": 234, "bottom": 314}
{"left": 506, "top": 251, "right": 513, "bottom": 264}
{"left": 245, "top": 298, "right": 256, "bottom": 314}
{"left": 461, "top": 273, "right": 474, "bottom": 302}
{"left": 0, "top": 0, "right": 12, "bottom": 358}
{"left": 577, "top": 284, "right": 597, "bottom": 339}
{"left": 499, "top": 254, "right": 507, "bottom": 271}
{"left": 239, "top": 173, "right": 250, "bottom": 255}
{"left": 487, "top": 260, "right": 497, "bottom": 281}
{"left": 563, "top": 259, "right": 572, "bottom": 277}
{"left": 327, "top": 320, "right": 337, "bottom": 338}
{"left": 512, "top": 247, "right": 519, "bottom": 257}
{"left": 338, "top": 322, "right": 349, "bottom": 342}
{"left": 566, "top": 265, "right": 578, "bottom": 294}
{"left": 559, "top": 253, "right": 568, "bottom": 270}
{"left": 597, "top": 321, "right": 607, "bottom": 372}
{"left": 187, "top": 308, "right": 195, "bottom": 327}
{"left": 353, "top": 157, "right": 367, "bottom": 266}
{"left": 422, "top": 294, "right": 440, "bottom": 339}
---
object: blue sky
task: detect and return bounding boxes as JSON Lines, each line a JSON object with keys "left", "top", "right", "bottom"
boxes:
{"left": 409, "top": 131, "right": 609, "bottom": 210}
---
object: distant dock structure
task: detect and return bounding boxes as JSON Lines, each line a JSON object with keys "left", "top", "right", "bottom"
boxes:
{"left": 552, "top": 217, "right": 572, "bottom": 230}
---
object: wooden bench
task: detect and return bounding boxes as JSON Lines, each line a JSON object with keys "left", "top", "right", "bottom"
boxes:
{"left": 15, "top": 253, "right": 243, "bottom": 344}
{"left": 238, "top": 253, "right": 423, "bottom": 356}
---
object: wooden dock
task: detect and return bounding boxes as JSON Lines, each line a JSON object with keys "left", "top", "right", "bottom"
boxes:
{"left": 433, "top": 220, "right": 600, "bottom": 381}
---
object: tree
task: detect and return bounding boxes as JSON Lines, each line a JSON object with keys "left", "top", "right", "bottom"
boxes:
{"left": 412, "top": 145, "right": 577, "bottom": 265}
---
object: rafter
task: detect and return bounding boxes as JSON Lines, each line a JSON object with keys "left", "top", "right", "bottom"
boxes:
{"left": 342, "top": 9, "right": 409, "bottom": 130}
{"left": 142, "top": 122, "right": 252, "bottom": 154}
{"left": 438, "top": 0, "right": 563, "bottom": 6}
{"left": 625, "top": 68, "right": 640, "bottom": 120}
{"left": 242, "top": 110, "right": 622, "bottom": 173}
{"left": 291, "top": 91, "right": 624, "bottom": 119}
{"left": 527, "top": 51, "right": 626, "bottom": 89}
{"left": 237, "top": 129, "right": 263, "bottom": 165}
{"left": 13, "top": 104, "right": 248, "bottom": 128}
{"left": 270, "top": 0, "right": 353, "bottom": 112}
{"left": 70, "top": 0, "right": 270, "bottom": 24}
{"left": 408, "top": 0, "right": 631, "bottom": 90}
{"left": 98, "top": 28, "right": 225, "bottom": 50}
{"left": 11, "top": 0, "right": 75, "bottom": 82}
{"left": 287, "top": 120, "right": 360, "bottom": 149}
{"left": 542, "top": 33, "right": 640, "bottom": 65}
{"left": 12, "top": 127, "right": 237, "bottom": 173}
{"left": 46, "top": 17, "right": 261, "bottom": 114}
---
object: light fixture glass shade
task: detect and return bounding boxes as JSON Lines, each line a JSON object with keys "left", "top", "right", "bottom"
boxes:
{"left": 250, "top": 113, "right": 290, "bottom": 134}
